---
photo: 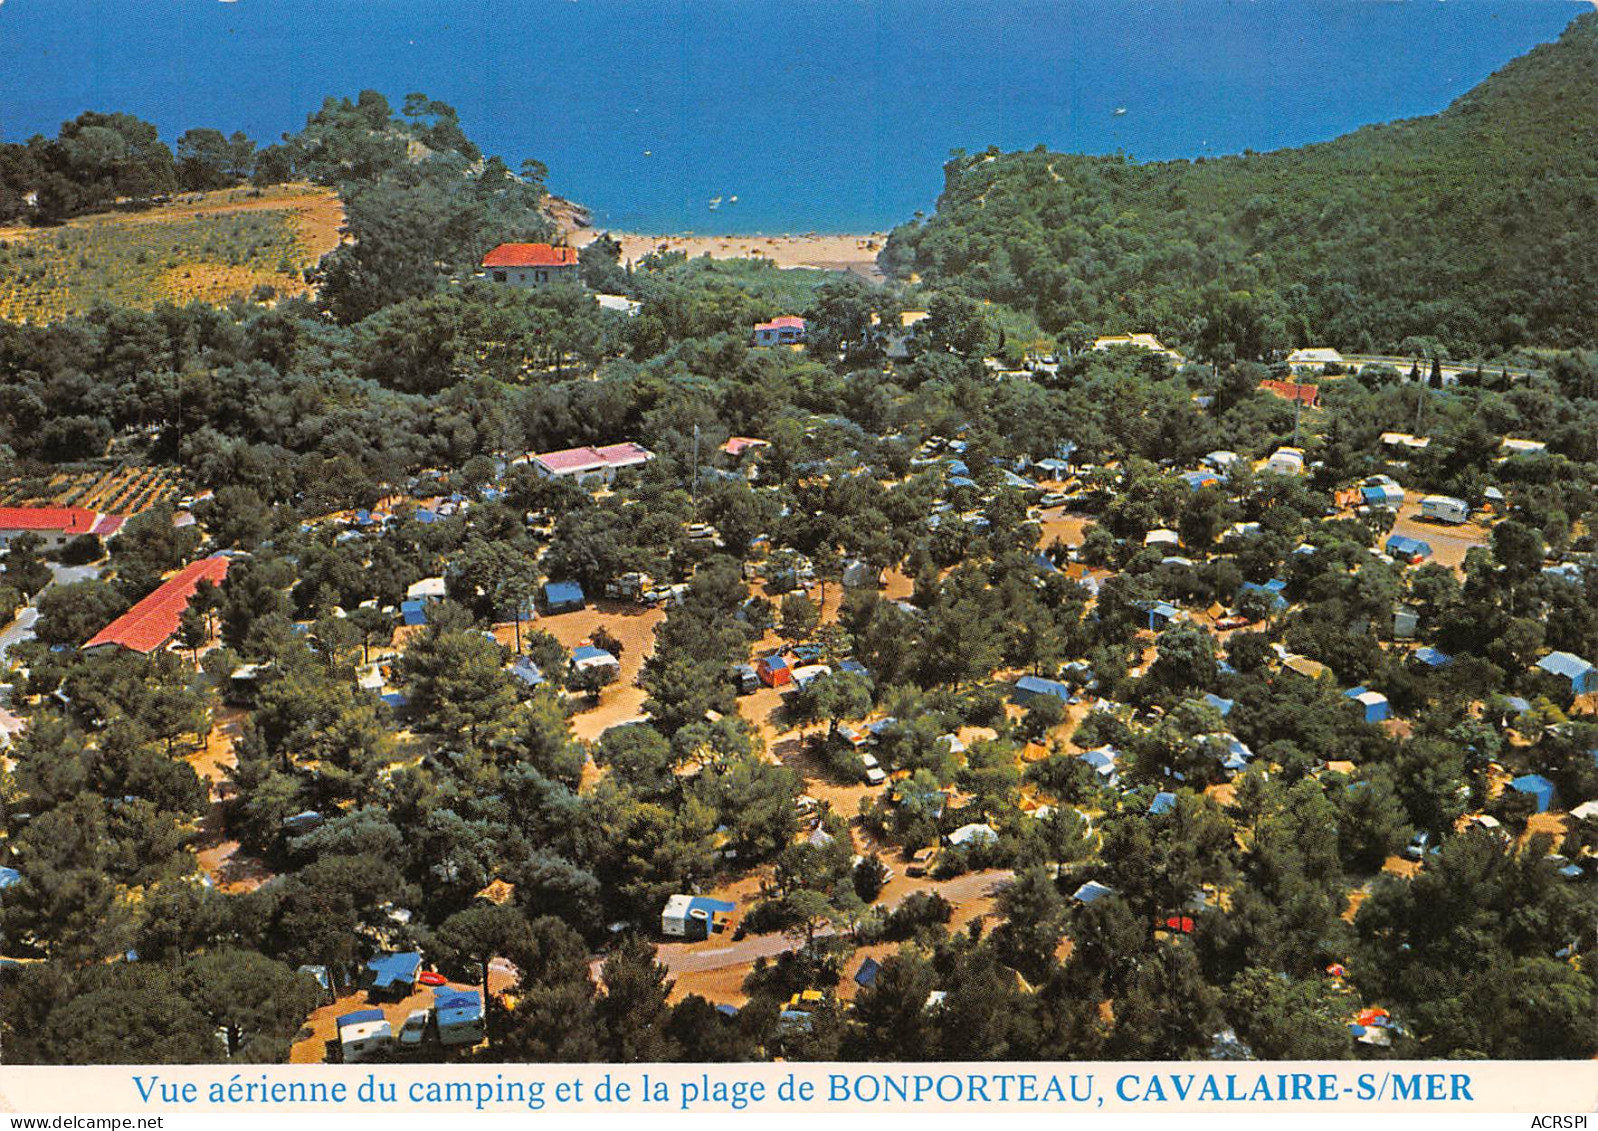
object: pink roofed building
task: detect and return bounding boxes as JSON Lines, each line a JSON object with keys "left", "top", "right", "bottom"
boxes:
{"left": 752, "top": 316, "right": 806, "bottom": 347}
{"left": 722, "top": 436, "right": 769, "bottom": 458}
{"left": 526, "top": 442, "right": 654, "bottom": 485}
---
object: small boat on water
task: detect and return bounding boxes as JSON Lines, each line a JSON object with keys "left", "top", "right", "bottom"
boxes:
{"left": 1113, "top": 106, "right": 1127, "bottom": 116}
{"left": 708, "top": 196, "right": 723, "bottom": 210}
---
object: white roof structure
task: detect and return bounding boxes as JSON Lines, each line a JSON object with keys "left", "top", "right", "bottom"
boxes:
{"left": 1262, "top": 447, "right": 1305, "bottom": 475}
{"left": 1092, "top": 333, "right": 1185, "bottom": 362}
{"left": 594, "top": 293, "right": 642, "bottom": 316}
{"left": 1285, "top": 347, "right": 1344, "bottom": 368}
{"left": 947, "top": 823, "right": 999, "bottom": 847}
{"left": 406, "top": 577, "right": 447, "bottom": 600}
{"left": 1500, "top": 437, "right": 1547, "bottom": 455}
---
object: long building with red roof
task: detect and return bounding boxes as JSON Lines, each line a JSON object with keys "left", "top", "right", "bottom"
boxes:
{"left": 481, "top": 243, "right": 580, "bottom": 288}
{"left": 83, "top": 555, "right": 230, "bottom": 654}
{"left": 0, "top": 506, "right": 124, "bottom": 549}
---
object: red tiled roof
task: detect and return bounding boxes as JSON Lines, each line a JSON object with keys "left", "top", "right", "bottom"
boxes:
{"left": 83, "top": 555, "right": 230, "bottom": 654}
{"left": 722, "top": 436, "right": 769, "bottom": 456}
{"left": 754, "top": 316, "right": 806, "bottom": 332}
{"left": 90, "top": 514, "right": 127, "bottom": 536}
{"left": 481, "top": 243, "right": 578, "bottom": 269}
{"left": 1260, "top": 379, "right": 1320, "bottom": 407}
{"left": 0, "top": 507, "right": 100, "bottom": 536}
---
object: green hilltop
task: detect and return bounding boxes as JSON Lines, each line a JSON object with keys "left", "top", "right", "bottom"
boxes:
{"left": 881, "top": 11, "right": 1598, "bottom": 358}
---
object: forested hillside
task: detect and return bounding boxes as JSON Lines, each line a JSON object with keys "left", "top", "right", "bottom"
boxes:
{"left": 881, "top": 12, "right": 1598, "bottom": 358}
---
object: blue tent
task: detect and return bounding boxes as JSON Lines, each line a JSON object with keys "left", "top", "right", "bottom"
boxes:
{"left": 1385, "top": 535, "right": 1432, "bottom": 562}
{"left": 434, "top": 987, "right": 484, "bottom": 1031}
{"left": 1149, "top": 791, "right": 1178, "bottom": 815}
{"left": 0, "top": 866, "right": 20, "bottom": 890}
{"left": 366, "top": 952, "right": 422, "bottom": 995}
{"left": 338, "top": 1009, "right": 385, "bottom": 1029}
{"left": 1238, "top": 581, "right": 1289, "bottom": 611}
{"left": 571, "top": 645, "right": 618, "bottom": 666}
{"left": 948, "top": 475, "right": 978, "bottom": 490}
{"left": 1344, "top": 686, "right": 1391, "bottom": 723}
{"left": 1536, "top": 651, "right": 1598, "bottom": 694}
{"left": 1013, "top": 675, "right": 1072, "bottom": 705}
{"left": 854, "top": 957, "right": 882, "bottom": 988}
{"left": 1202, "top": 693, "right": 1235, "bottom": 717}
{"left": 1147, "top": 602, "right": 1179, "bottom": 631}
{"left": 399, "top": 599, "right": 429, "bottom": 627}
{"left": 543, "top": 580, "right": 586, "bottom": 614}
{"left": 1414, "top": 647, "right": 1452, "bottom": 668}
{"left": 1508, "top": 773, "right": 1555, "bottom": 813}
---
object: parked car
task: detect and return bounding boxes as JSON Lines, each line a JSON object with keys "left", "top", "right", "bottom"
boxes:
{"left": 399, "top": 1009, "right": 431, "bottom": 1047}
{"left": 1403, "top": 831, "right": 1438, "bottom": 860}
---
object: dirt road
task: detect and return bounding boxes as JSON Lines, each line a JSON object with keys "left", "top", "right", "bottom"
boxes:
{"left": 656, "top": 868, "right": 1013, "bottom": 976}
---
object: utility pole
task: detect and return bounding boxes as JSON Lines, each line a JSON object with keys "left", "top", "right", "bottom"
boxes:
{"left": 691, "top": 424, "right": 700, "bottom": 514}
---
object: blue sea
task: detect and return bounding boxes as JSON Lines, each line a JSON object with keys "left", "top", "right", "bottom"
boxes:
{"left": 0, "top": 0, "right": 1585, "bottom": 234}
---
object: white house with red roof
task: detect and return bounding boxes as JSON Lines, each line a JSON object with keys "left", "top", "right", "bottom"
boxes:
{"left": 753, "top": 315, "right": 806, "bottom": 347}
{"left": 0, "top": 506, "right": 125, "bottom": 550}
{"left": 481, "top": 243, "right": 580, "bottom": 288}
{"left": 521, "top": 442, "right": 654, "bottom": 485}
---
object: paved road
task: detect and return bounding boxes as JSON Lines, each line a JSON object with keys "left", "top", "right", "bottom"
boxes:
{"left": 0, "top": 607, "right": 38, "bottom": 664}
{"left": 655, "top": 868, "right": 1015, "bottom": 976}
{"left": 1339, "top": 353, "right": 1542, "bottom": 383}
{"left": 0, "top": 561, "right": 102, "bottom": 665}
{"left": 49, "top": 562, "right": 102, "bottom": 587}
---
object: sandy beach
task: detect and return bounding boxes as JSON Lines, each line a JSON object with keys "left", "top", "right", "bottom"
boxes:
{"left": 570, "top": 228, "right": 888, "bottom": 281}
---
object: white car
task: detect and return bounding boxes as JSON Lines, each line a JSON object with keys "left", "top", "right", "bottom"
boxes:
{"left": 399, "top": 1008, "right": 430, "bottom": 1046}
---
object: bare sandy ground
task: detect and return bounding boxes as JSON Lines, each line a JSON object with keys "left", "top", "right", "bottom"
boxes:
{"left": 187, "top": 706, "right": 278, "bottom": 894}
{"left": 1386, "top": 499, "right": 1493, "bottom": 574}
{"left": 572, "top": 229, "right": 888, "bottom": 280}
{"left": 0, "top": 182, "right": 345, "bottom": 257}
{"left": 492, "top": 601, "right": 667, "bottom": 745}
